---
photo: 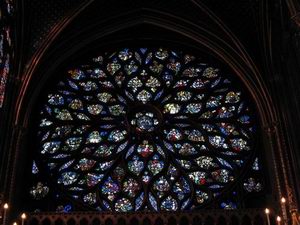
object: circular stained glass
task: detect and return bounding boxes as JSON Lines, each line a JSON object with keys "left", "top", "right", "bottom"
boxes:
{"left": 36, "top": 48, "right": 256, "bottom": 211}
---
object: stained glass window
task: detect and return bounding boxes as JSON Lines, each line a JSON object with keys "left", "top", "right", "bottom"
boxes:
{"left": 0, "top": 0, "right": 13, "bottom": 108}
{"left": 31, "top": 48, "right": 263, "bottom": 212}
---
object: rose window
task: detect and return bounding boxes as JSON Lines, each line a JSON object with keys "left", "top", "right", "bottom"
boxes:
{"left": 34, "top": 48, "right": 256, "bottom": 212}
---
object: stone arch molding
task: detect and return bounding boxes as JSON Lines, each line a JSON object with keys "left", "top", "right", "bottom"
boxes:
{"left": 16, "top": 0, "right": 275, "bottom": 126}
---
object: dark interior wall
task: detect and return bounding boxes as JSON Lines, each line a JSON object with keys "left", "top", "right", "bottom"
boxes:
{"left": 269, "top": 0, "right": 300, "bottom": 205}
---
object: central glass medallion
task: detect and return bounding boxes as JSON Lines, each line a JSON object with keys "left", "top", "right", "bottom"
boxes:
{"left": 129, "top": 106, "right": 160, "bottom": 134}
{"left": 131, "top": 111, "right": 159, "bottom": 133}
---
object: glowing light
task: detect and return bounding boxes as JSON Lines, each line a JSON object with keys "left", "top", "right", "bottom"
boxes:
{"left": 265, "top": 208, "right": 271, "bottom": 225}
{"left": 281, "top": 197, "right": 286, "bottom": 203}
{"left": 265, "top": 208, "right": 270, "bottom": 214}
{"left": 3, "top": 203, "right": 8, "bottom": 209}
{"left": 276, "top": 216, "right": 281, "bottom": 222}
{"left": 21, "top": 213, "right": 26, "bottom": 219}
